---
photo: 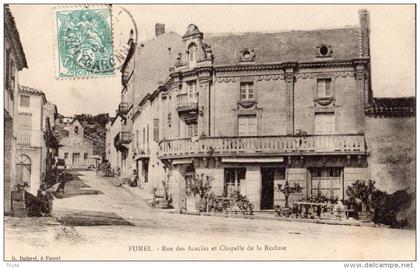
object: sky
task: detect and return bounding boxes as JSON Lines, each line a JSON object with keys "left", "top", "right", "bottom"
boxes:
{"left": 10, "top": 4, "right": 415, "bottom": 116}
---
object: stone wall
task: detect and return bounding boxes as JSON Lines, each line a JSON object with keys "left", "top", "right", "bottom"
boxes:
{"left": 366, "top": 116, "right": 415, "bottom": 193}
{"left": 365, "top": 116, "right": 415, "bottom": 225}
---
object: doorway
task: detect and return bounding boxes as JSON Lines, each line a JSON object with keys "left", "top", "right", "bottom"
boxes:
{"left": 261, "top": 168, "right": 275, "bottom": 210}
{"left": 72, "top": 153, "right": 80, "bottom": 166}
{"left": 16, "top": 154, "right": 31, "bottom": 186}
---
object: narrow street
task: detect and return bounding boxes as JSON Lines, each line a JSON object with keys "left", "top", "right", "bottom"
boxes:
{"left": 5, "top": 171, "right": 416, "bottom": 261}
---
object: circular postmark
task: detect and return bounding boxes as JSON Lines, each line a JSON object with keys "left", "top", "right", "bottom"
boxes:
{"left": 57, "top": 8, "right": 114, "bottom": 77}
{"left": 112, "top": 6, "right": 138, "bottom": 70}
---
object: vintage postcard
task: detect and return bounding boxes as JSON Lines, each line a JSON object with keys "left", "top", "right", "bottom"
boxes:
{"left": 3, "top": 3, "right": 416, "bottom": 264}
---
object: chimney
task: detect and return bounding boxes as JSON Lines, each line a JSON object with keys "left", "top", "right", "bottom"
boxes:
{"left": 359, "top": 9, "right": 370, "bottom": 57}
{"left": 155, "top": 23, "right": 165, "bottom": 37}
{"left": 359, "top": 9, "right": 369, "bottom": 28}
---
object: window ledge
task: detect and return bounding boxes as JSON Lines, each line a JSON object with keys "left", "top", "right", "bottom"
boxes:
{"left": 314, "top": 97, "right": 334, "bottom": 106}
{"left": 238, "top": 100, "right": 257, "bottom": 109}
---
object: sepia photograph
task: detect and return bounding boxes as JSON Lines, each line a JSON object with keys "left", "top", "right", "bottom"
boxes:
{"left": 3, "top": 3, "right": 416, "bottom": 263}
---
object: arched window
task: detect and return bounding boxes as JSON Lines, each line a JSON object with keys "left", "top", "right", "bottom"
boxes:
{"left": 188, "top": 43, "right": 197, "bottom": 67}
{"left": 74, "top": 126, "right": 79, "bottom": 134}
{"left": 16, "top": 154, "right": 31, "bottom": 186}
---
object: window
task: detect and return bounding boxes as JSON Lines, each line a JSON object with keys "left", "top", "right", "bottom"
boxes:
{"left": 187, "top": 122, "right": 198, "bottom": 137}
{"left": 317, "top": 78, "right": 332, "bottom": 98}
{"left": 224, "top": 168, "right": 246, "bottom": 197}
{"left": 314, "top": 113, "right": 335, "bottom": 134}
{"left": 238, "top": 115, "right": 257, "bottom": 136}
{"left": 146, "top": 124, "right": 149, "bottom": 143}
{"left": 310, "top": 167, "right": 342, "bottom": 197}
{"left": 74, "top": 126, "right": 79, "bottom": 134}
{"left": 135, "top": 129, "right": 140, "bottom": 148}
{"left": 319, "top": 46, "right": 329, "bottom": 56}
{"left": 84, "top": 153, "right": 88, "bottom": 160}
{"left": 6, "top": 58, "right": 16, "bottom": 94}
{"left": 317, "top": 45, "right": 332, "bottom": 57}
{"left": 20, "top": 95, "right": 30, "bottom": 107}
{"left": 64, "top": 152, "right": 69, "bottom": 159}
{"left": 240, "top": 82, "right": 254, "bottom": 101}
{"left": 153, "top": 118, "right": 159, "bottom": 142}
{"left": 188, "top": 43, "right": 197, "bottom": 67}
{"left": 187, "top": 81, "right": 197, "bottom": 102}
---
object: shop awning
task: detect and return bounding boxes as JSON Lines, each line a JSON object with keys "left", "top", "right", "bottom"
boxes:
{"left": 221, "top": 157, "right": 284, "bottom": 163}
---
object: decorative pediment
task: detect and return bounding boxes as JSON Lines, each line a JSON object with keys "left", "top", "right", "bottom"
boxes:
{"left": 183, "top": 24, "right": 203, "bottom": 40}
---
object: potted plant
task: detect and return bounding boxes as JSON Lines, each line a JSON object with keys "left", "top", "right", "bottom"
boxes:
{"left": 277, "top": 181, "right": 303, "bottom": 208}
{"left": 345, "top": 180, "right": 376, "bottom": 222}
{"left": 274, "top": 181, "right": 302, "bottom": 217}
{"left": 185, "top": 174, "right": 214, "bottom": 212}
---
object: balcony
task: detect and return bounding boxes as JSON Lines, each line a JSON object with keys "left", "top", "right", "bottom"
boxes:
{"left": 158, "top": 134, "right": 367, "bottom": 159}
{"left": 17, "top": 130, "right": 43, "bottom": 147}
{"left": 114, "top": 131, "right": 132, "bottom": 149}
{"left": 176, "top": 93, "right": 198, "bottom": 115}
{"left": 118, "top": 102, "right": 130, "bottom": 115}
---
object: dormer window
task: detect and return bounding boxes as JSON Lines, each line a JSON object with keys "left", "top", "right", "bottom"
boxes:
{"left": 188, "top": 43, "right": 197, "bottom": 67}
{"left": 316, "top": 44, "right": 333, "bottom": 58}
{"left": 239, "top": 48, "right": 256, "bottom": 62}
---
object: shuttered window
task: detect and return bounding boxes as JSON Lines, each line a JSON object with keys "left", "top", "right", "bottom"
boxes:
{"left": 153, "top": 118, "right": 159, "bottom": 142}
{"left": 310, "top": 167, "right": 343, "bottom": 198}
{"left": 238, "top": 115, "right": 257, "bottom": 136}
{"left": 314, "top": 113, "right": 335, "bottom": 134}
{"left": 187, "top": 122, "right": 198, "bottom": 137}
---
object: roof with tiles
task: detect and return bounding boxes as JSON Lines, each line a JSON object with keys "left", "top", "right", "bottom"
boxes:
{"left": 18, "top": 85, "right": 47, "bottom": 103}
{"left": 4, "top": 5, "right": 28, "bottom": 70}
{"left": 18, "top": 85, "right": 45, "bottom": 96}
{"left": 205, "top": 27, "right": 361, "bottom": 65}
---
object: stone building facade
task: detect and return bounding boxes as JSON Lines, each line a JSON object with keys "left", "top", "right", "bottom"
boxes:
{"left": 109, "top": 10, "right": 382, "bottom": 211}
{"left": 105, "top": 117, "right": 119, "bottom": 170}
{"left": 42, "top": 102, "right": 59, "bottom": 172}
{"left": 4, "top": 5, "right": 28, "bottom": 213}
{"left": 15, "top": 86, "right": 48, "bottom": 195}
{"left": 58, "top": 118, "right": 94, "bottom": 168}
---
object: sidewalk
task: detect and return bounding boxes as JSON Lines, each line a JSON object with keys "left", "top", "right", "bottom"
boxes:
{"left": 119, "top": 182, "right": 178, "bottom": 214}
{"left": 118, "top": 182, "right": 382, "bottom": 228}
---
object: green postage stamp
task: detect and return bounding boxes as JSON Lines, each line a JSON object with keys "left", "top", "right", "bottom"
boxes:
{"left": 54, "top": 6, "right": 114, "bottom": 78}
